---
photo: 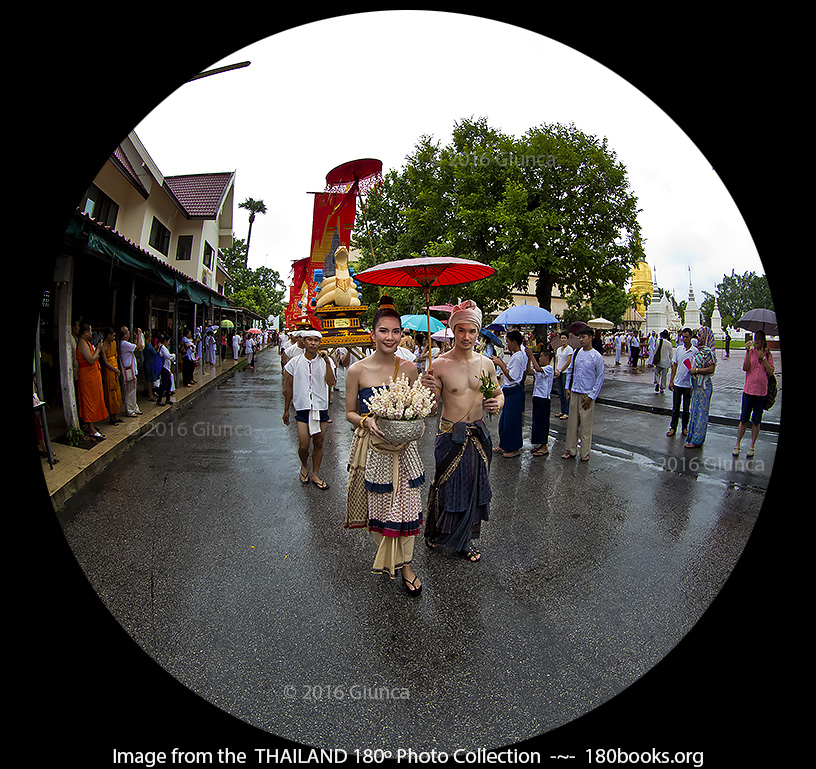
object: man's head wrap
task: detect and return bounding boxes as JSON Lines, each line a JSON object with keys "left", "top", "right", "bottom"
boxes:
{"left": 449, "top": 299, "right": 482, "bottom": 332}
{"left": 299, "top": 329, "right": 322, "bottom": 339}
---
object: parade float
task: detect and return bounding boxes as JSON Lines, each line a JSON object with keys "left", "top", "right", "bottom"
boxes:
{"left": 284, "top": 159, "right": 383, "bottom": 349}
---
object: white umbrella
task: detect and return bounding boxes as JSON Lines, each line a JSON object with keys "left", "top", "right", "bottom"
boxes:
{"left": 588, "top": 317, "right": 614, "bottom": 329}
{"left": 431, "top": 328, "right": 454, "bottom": 341}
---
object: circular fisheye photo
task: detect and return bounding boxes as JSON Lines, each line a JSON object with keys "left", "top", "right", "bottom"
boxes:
{"left": 28, "top": 10, "right": 790, "bottom": 765}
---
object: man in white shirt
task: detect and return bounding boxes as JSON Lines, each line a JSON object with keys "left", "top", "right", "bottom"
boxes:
{"left": 562, "top": 326, "right": 605, "bottom": 460}
{"left": 281, "top": 330, "right": 306, "bottom": 365}
{"left": 629, "top": 331, "right": 641, "bottom": 367}
{"left": 667, "top": 327, "right": 695, "bottom": 437}
{"left": 283, "top": 329, "right": 336, "bottom": 489}
{"left": 119, "top": 326, "right": 144, "bottom": 417}
{"left": 492, "top": 330, "right": 527, "bottom": 457}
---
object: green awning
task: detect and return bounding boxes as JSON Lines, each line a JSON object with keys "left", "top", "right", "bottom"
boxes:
{"left": 87, "top": 229, "right": 151, "bottom": 272}
{"left": 83, "top": 226, "right": 222, "bottom": 307}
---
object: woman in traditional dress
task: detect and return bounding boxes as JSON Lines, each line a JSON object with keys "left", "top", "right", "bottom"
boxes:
{"left": 685, "top": 326, "right": 717, "bottom": 448}
{"left": 344, "top": 299, "right": 427, "bottom": 595}
{"left": 101, "top": 327, "right": 123, "bottom": 424}
{"left": 75, "top": 322, "right": 109, "bottom": 439}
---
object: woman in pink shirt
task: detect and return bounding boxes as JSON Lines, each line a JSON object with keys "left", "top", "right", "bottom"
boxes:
{"left": 734, "top": 330, "right": 775, "bottom": 458}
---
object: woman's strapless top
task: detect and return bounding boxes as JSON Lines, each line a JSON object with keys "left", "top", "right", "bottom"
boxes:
{"left": 358, "top": 386, "right": 376, "bottom": 416}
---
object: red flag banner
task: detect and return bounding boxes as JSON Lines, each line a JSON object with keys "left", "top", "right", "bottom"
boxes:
{"left": 310, "top": 190, "right": 357, "bottom": 270}
{"left": 285, "top": 257, "right": 319, "bottom": 329}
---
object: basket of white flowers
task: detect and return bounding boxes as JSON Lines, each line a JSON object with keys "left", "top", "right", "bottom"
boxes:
{"left": 364, "top": 373, "right": 435, "bottom": 442}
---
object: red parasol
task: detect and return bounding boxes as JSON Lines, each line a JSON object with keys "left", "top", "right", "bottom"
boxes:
{"left": 325, "top": 158, "right": 383, "bottom": 194}
{"left": 355, "top": 255, "right": 495, "bottom": 370}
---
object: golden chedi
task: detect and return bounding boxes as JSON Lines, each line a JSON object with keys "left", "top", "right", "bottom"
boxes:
{"left": 630, "top": 259, "right": 653, "bottom": 315}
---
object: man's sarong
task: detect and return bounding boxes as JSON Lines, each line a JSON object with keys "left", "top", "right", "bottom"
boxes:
{"left": 426, "top": 419, "right": 492, "bottom": 552}
{"left": 498, "top": 383, "right": 524, "bottom": 451}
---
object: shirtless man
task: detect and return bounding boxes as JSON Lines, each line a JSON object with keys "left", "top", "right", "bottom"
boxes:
{"left": 421, "top": 300, "right": 503, "bottom": 562}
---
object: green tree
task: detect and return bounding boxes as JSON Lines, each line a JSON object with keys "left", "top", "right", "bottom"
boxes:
{"left": 703, "top": 270, "right": 773, "bottom": 327}
{"left": 354, "top": 117, "right": 644, "bottom": 316}
{"left": 592, "top": 282, "right": 629, "bottom": 327}
{"left": 238, "top": 197, "right": 267, "bottom": 265}
{"left": 561, "top": 291, "right": 592, "bottom": 327}
{"left": 220, "top": 238, "right": 285, "bottom": 321}
{"left": 228, "top": 286, "right": 272, "bottom": 318}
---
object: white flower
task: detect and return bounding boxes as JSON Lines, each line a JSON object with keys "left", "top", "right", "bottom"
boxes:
{"left": 366, "top": 373, "right": 434, "bottom": 420}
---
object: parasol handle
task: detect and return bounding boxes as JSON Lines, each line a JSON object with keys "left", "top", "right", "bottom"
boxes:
{"left": 424, "top": 287, "right": 434, "bottom": 372}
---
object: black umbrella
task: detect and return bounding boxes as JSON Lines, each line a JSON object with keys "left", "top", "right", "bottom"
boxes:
{"left": 736, "top": 308, "right": 778, "bottom": 336}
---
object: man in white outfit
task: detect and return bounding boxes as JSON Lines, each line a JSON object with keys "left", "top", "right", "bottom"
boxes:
{"left": 283, "top": 330, "right": 336, "bottom": 489}
{"left": 119, "top": 326, "right": 144, "bottom": 417}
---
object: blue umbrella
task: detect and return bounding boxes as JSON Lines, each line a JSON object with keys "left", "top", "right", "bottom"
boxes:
{"left": 401, "top": 314, "right": 445, "bottom": 333}
{"left": 479, "top": 327, "right": 504, "bottom": 348}
{"left": 492, "top": 303, "right": 558, "bottom": 326}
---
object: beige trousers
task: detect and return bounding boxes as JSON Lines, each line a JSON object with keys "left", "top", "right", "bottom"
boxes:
{"left": 564, "top": 391, "right": 595, "bottom": 459}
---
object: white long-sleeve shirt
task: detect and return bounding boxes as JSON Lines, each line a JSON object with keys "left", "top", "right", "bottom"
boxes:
{"left": 159, "top": 344, "right": 175, "bottom": 371}
{"left": 566, "top": 347, "right": 604, "bottom": 400}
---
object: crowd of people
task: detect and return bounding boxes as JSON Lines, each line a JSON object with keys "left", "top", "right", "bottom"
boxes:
{"left": 63, "top": 319, "right": 276, "bottom": 444}
{"left": 41, "top": 299, "right": 777, "bottom": 599}
{"left": 278, "top": 300, "right": 777, "bottom": 596}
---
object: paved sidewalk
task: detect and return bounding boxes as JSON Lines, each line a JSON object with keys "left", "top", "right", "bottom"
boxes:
{"left": 597, "top": 347, "right": 781, "bottom": 431}
{"left": 41, "top": 353, "right": 251, "bottom": 510}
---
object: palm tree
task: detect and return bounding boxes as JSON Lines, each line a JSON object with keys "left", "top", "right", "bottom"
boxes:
{"left": 238, "top": 197, "right": 267, "bottom": 264}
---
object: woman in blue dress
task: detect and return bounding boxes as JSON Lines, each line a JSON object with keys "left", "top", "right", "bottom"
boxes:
{"left": 685, "top": 326, "right": 717, "bottom": 448}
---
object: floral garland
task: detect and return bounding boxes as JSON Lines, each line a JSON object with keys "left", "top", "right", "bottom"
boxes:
{"left": 364, "top": 374, "right": 435, "bottom": 421}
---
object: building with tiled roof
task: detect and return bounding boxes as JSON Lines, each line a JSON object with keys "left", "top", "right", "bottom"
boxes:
{"left": 82, "top": 131, "right": 235, "bottom": 290}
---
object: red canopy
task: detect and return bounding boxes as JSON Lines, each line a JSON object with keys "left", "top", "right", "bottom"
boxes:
{"left": 325, "top": 159, "right": 383, "bottom": 193}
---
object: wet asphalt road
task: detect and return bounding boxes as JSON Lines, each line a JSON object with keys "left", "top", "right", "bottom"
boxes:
{"left": 53, "top": 348, "right": 774, "bottom": 754}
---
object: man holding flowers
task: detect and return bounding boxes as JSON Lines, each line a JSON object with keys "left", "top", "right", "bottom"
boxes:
{"left": 420, "top": 300, "right": 503, "bottom": 563}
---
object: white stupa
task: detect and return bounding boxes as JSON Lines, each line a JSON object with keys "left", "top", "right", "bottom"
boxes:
{"left": 710, "top": 296, "right": 724, "bottom": 339}
{"left": 684, "top": 266, "right": 700, "bottom": 330}
{"left": 645, "top": 266, "right": 668, "bottom": 334}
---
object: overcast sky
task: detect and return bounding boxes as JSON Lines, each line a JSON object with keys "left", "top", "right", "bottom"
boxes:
{"left": 133, "top": 11, "right": 764, "bottom": 305}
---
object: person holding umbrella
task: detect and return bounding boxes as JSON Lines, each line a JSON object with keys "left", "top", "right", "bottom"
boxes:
{"left": 733, "top": 329, "right": 775, "bottom": 458}
{"left": 421, "top": 300, "right": 503, "bottom": 563}
{"left": 492, "top": 330, "right": 527, "bottom": 458}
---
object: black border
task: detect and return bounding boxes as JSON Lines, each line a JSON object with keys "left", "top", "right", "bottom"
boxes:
{"left": 19, "top": 9, "right": 799, "bottom": 765}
